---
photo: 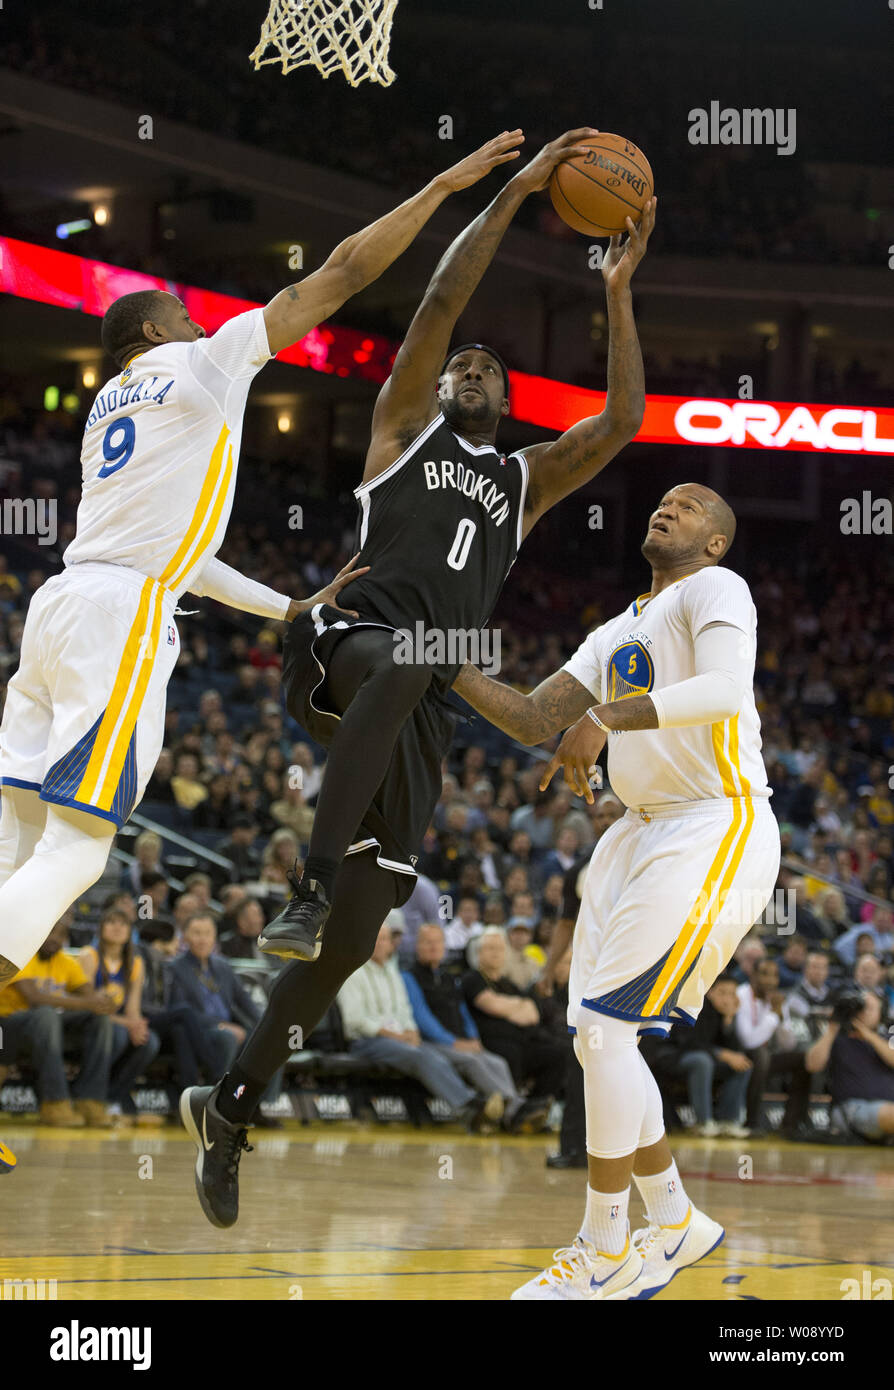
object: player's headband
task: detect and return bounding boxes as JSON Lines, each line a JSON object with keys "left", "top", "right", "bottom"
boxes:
{"left": 441, "top": 343, "right": 511, "bottom": 400}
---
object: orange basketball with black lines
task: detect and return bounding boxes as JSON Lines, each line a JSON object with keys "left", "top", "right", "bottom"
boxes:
{"left": 550, "top": 132, "right": 653, "bottom": 237}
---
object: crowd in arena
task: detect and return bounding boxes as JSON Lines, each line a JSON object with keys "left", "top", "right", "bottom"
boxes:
{"left": 4, "top": 5, "right": 891, "bottom": 275}
{"left": 1, "top": 397, "right": 893, "bottom": 1149}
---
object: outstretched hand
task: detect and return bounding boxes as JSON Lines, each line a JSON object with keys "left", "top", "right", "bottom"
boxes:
{"left": 512, "top": 128, "right": 601, "bottom": 194}
{"left": 438, "top": 130, "right": 525, "bottom": 192}
{"left": 602, "top": 196, "right": 657, "bottom": 293}
{"left": 291, "top": 553, "right": 370, "bottom": 621}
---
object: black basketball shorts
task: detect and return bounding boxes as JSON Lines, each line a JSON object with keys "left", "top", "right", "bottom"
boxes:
{"left": 282, "top": 603, "right": 458, "bottom": 905}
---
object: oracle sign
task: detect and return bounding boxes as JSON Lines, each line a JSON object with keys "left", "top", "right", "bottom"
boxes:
{"left": 3, "top": 235, "right": 892, "bottom": 456}
{"left": 674, "top": 399, "right": 894, "bottom": 455}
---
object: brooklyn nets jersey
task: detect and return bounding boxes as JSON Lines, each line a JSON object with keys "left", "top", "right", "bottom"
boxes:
{"left": 339, "top": 413, "right": 529, "bottom": 687}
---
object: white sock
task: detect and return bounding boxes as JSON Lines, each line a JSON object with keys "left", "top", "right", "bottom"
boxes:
{"left": 580, "top": 1185, "right": 629, "bottom": 1256}
{"left": 633, "top": 1160, "right": 691, "bottom": 1227}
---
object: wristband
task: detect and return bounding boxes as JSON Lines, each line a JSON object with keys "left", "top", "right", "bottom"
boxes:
{"left": 586, "top": 708, "right": 610, "bottom": 732}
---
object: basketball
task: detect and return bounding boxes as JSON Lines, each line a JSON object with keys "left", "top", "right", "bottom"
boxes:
{"left": 550, "top": 132, "right": 654, "bottom": 237}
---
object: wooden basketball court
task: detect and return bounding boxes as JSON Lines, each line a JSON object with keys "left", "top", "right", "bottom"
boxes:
{"left": 1, "top": 1121, "right": 890, "bottom": 1300}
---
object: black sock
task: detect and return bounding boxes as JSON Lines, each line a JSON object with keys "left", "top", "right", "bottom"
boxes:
{"left": 301, "top": 856, "right": 339, "bottom": 901}
{"left": 217, "top": 1066, "right": 266, "bottom": 1125}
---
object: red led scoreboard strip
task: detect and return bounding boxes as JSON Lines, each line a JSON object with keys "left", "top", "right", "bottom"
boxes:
{"left": 3, "top": 235, "right": 892, "bottom": 456}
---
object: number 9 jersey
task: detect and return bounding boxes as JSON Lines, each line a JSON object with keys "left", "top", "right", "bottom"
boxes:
{"left": 64, "top": 307, "right": 271, "bottom": 601}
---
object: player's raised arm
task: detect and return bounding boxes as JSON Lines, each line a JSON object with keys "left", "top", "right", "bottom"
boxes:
{"left": 521, "top": 197, "right": 657, "bottom": 536}
{"left": 363, "top": 130, "right": 600, "bottom": 482}
{"left": 262, "top": 132, "right": 525, "bottom": 356}
{"left": 452, "top": 663, "right": 594, "bottom": 745}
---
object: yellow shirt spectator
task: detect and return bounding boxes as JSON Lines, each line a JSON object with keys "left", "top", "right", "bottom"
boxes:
{"left": 0, "top": 950, "right": 88, "bottom": 1017}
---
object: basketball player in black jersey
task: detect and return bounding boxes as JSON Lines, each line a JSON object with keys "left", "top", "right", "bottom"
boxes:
{"left": 184, "top": 128, "right": 656, "bottom": 1226}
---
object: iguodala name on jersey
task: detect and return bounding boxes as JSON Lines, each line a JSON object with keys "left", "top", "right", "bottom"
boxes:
{"left": 85, "top": 375, "right": 175, "bottom": 430}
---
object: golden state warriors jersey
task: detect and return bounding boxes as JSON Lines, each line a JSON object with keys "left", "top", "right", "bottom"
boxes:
{"left": 563, "top": 567, "right": 770, "bottom": 809}
{"left": 64, "top": 308, "right": 271, "bottom": 600}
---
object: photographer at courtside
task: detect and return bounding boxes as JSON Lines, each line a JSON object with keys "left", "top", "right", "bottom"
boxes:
{"left": 804, "top": 986, "right": 894, "bottom": 1143}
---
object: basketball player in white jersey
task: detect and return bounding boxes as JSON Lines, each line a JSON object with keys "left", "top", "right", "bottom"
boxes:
{"left": 0, "top": 131, "right": 524, "bottom": 996}
{"left": 454, "top": 483, "right": 781, "bottom": 1299}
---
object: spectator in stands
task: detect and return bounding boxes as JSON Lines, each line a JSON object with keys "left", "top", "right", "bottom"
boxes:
{"left": 138, "top": 918, "right": 243, "bottom": 1094}
{"left": 443, "top": 893, "right": 484, "bottom": 958}
{"left": 658, "top": 974, "right": 753, "bottom": 1138}
{"left": 854, "top": 953, "right": 888, "bottom": 1017}
{"left": 193, "top": 772, "right": 236, "bottom": 830}
{"left": 270, "top": 776, "right": 315, "bottom": 844}
{"left": 121, "top": 831, "right": 165, "bottom": 896}
{"left": 172, "top": 891, "right": 202, "bottom": 937}
{"left": 0, "top": 917, "right": 117, "bottom": 1127}
{"left": 811, "top": 886, "right": 854, "bottom": 943}
{"left": 541, "top": 826, "right": 581, "bottom": 881}
{"left": 143, "top": 748, "right": 176, "bottom": 803}
{"left": 403, "top": 923, "right": 536, "bottom": 1131}
{"left": 217, "top": 884, "right": 249, "bottom": 938}
{"left": 288, "top": 743, "right": 323, "bottom": 803}
{"left": 787, "top": 878, "right": 826, "bottom": 943}
{"left": 170, "top": 751, "right": 208, "bottom": 811}
{"left": 776, "top": 934, "right": 809, "bottom": 988}
{"left": 461, "top": 929, "right": 565, "bottom": 1102}
{"left": 731, "top": 934, "right": 766, "bottom": 983}
{"left": 258, "top": 828, "right": 301, "bottom": 889}
{"left": 509, "top": 788, "right": 559, "bottom": 852}
{"left": 139, "top": 869, "right": 170, "bottom": 921}
{"left": 218, "top": 897, "right": 268, "bottom": 961}
{"left": 806, "top": 991, "right": 894, "bottom": 1142}
{"left": 168, "top": 914, "right": 262, "bottom": 1075}
{"left": 397, "top": 872, "right": 442, "bottom": 961}
{"left": 182, "top": 872, "right": 213, "bottom": 908}
{"left": 738, "top": 958, "right": 815, "bottom": 1134}
{"left": 504, "top": 919, "right": 541, "bottom": 991}
{"left": 78, "top": 908, "right": 162, "bottom": 1125}
{"left": 214, "top": 816, "right": 262, "bottom": 889}
{"left": 836, "top": 920, "right": 893, "bottom": 968}
{"left": 337, "top": 922, "right": 488, "bottom": 1128}
{"left": 785, "top": 950, "right": 834, "bottom": 1028}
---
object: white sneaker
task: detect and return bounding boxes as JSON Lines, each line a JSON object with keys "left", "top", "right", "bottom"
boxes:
{"left": 693, "top": 1120, "right": 720, "bottom": 1138}
{"left": 717, "top": 1121, "right": 751, "bottom": 1138}
{"left": 629, "top": 1205, "right": 725, "bottom": 1300}
{"left": 511, "top": 1233, "right": 644, "bottom": 1301}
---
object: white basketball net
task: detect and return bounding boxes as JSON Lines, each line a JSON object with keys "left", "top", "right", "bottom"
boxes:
{"left": 251, "top": 0, "right": 399, "bottom": 87}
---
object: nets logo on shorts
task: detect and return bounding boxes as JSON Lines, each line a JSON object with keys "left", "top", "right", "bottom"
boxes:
{"left": 606, "top": 640, "right": 654, "bottom": 701}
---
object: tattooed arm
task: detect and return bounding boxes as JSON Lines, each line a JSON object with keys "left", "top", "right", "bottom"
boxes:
{"left": 452, "top": 664, "right": 595, "bottom": 745}
{"left": 363, "top": 129, "right": 598, "bottom": 483}
{"left": 520, "top": 198, "right": 656, "bottom": 538}
{"left": 263, "top": 131, "right": 524, "bottom": 356}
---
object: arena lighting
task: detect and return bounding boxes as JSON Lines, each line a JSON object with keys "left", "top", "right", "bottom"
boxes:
{"left": 81, "top": 367, "right": 97, "bottom": 389}
{"left": 276, "top": 412, "right": 292, "bottom": 433}
{"left": 92, "top": 205, "right": 110, "bottom": 227}
{"left": 1, "top": 236, "right": 892, "bottom": 457}
{"left": 55, "top": 220, "right": 92, "bottom": 240}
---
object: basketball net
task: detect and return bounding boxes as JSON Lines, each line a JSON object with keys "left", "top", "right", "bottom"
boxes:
{"left": 250, "top": 0, "right": 399, "bottom": 87}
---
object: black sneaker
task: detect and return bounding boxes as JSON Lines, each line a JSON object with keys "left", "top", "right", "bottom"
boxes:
{"left": 180, "top": 1083, "right": 253, "bottom": 1229}
{"left": 546, "top": 1150, "right": 588, "bottom": 1169}
{"left": 258, "top": 872, "right": 330, "bottom": 962}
